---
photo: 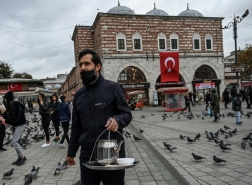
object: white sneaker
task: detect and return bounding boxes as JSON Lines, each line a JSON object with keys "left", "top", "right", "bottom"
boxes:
{"left": 59, "top": 143, "right": 66, "bottom": 148}
{"left": 41, "top": 143, "right": 51, "bottom": 148}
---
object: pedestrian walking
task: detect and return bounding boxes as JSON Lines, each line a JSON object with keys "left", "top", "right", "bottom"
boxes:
{"left": 49, "top": 94, "right": 60, "bottom": 142}
{"left": 198, "top": 92, "right": 203, "bottom": 105}
{"left": 38, "top": 93, "right": 51, "bottom": 148}
{"left": 223, "top": 88, "right": 230, "bottom": 108}
{"left": 232, "top": 93, "right": 243, "bottom": 125}
{"left": 0, "top": 91, "right": 27, "bottom": 165}
{"left": 66, "top": 49, "right": 132, "bottom": 185}
{"left": 188, "top": 91, "right": 194, "bottom": 106}
{"left": 248, "top": 86, "right": 252, "bottom": 108}
{"left": 193, "top": 92, "right": 197, "bottom": 105}
{"left": 205, "top": 90, "right": 211, "bottom": 111}
{"left": 58, "top": 96, "right": 71, "bottom": 148}
{"left": 245, "top": 88, "right": 250, "bottom": 108}
{"left": 182, "top": 94, "right": 191, "bottom": 112}
{"left": 210, "top": 89, "right": 220, "bottom": 122}
{"left": 0, "top": 96, "right": 7, "bottom": 151}
{"left": 230, "top": 85, "right": 237, "bottom": 102}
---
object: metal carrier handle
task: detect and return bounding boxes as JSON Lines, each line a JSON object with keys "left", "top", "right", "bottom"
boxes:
{"left": 89, "top": 118, "right": 124, "bottom": 163}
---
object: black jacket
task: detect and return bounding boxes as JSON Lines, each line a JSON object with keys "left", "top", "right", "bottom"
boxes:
{"left": 231, "top": 87, "right": 237, "bottom": 97}
{"left": 39, "top": 101, "right": 50, "bottom": 115}
{"left": 49, "top": 101, "right": 60, "bottom": 120}
{"left": 67, "top": 75, "right": 132, "bottom": 159}
{"left": 3, "top": 101, "right": 26, "bottom": 127}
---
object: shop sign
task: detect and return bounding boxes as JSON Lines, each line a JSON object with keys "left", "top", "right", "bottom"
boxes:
{"left": 195, "top": 82, "right": 215, "bottom": 90}
{"left": 121, "top": 83, "right": 150, "bottom": 89}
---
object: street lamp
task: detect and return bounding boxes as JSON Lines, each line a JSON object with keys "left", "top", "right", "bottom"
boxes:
{"left": 220, "top": 9, "right": 249, "bottom": 87}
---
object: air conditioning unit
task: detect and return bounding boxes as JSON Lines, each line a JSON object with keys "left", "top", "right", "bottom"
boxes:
{"left": 146, "top": 27, "right": 150, "bottom": 31}
{"left": 103, "top": 26, "right": 107, "bottom": 30}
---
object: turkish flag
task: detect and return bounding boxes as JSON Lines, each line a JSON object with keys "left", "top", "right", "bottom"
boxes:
{"left": 159, "top": 52, "right": 179, "bottom": 82}
{"left": 8, "top": 83, "right": 22, "bottom": 91}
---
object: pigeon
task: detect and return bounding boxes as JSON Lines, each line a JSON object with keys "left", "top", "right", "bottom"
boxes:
{"left": 209, "top": 132, "right": 217, "bottom": 139}
{"left": 151, "top": 113, "right": 155, "bottom": 116}
{"left": 3, "top": 168, "right": 14, "bottom": 178}
{"left": 24, "top": 174, "right": 33, "bottom": 185}
{"left": 220, "top": 128, "right": 226, "bottom": 134}
{"left": 194, "top": 133, "right": 201, "bottom": 140}
{"left": 164, "top": 144, "right": 177, "bottom": 152}
{"left": 180, "top": 134, "right": 186, "bottom": 139}
{"left": 232, "top": 128, "right": 237, "bottom": 134}
{"left": 213, "top": 155, "right": 227, "bottom": 164}
{"left": 224, "top": 125, "right": 230, "bottom": 129}
{"left": 241, "top": 141, "right": 246, "bottom": 149}
{"left": 140, "top": 115, "right": 145, "bottom": 118}
{"left": 205, "top": 129, "right": 208, "bottom": 134}
{"left": 192, "top": 153, "right": 206, "bottom": 161}
{"left": 31, "top": 166, "right": 36, "bottom": 173}
{"left": 177, "top": 115, "right": 181, "bottom": 119}
{"left": 124, "top": 131, "right": 131, "bottom": 135}
{"left": 214, "top": 138, "right": 221, "bottom": 145}
{"left": 54, "top": 162, "right": 62, "bottom": 176}
{"left": 139, "top": 129, "right": 144, "bottom": 133}
{"left": 133, "top": 135, "right": 141, "bottom": 141}
{"left": 196, "top": 114, "right": 200, "bottom": 117}
{"left": 214, "top": 130, "right": 219, "bottom": 137}
{"left": 219, "top": 144, "right": 231, "bottom": 151}
{"left": 25, "top": 167, "right": 40, "bottom": 180}
{"left": 242, "top": 135, "right": 251, "bottom": 141}
{"left": 124, "top": 133, "right": 131, "bottom": 139}
{"left": 62, "top": 161, "right": 68, "bottom": 170}
{"left": 207, "top": 134, "right": 214, "bottom": 141}
{"left": 228, "top": 131, "right": 233, "bottom": 137}
{"left": 187, "top": 137, "right": 196, "bottom": 143}
{"left": 202, "top": 117, "right": 204, "bottom": 120}
{"left": 225, "top": 134, "right": 229, "bottom": 139}
{"left": 220, "top": 140, "right": 231, "bottom": 146}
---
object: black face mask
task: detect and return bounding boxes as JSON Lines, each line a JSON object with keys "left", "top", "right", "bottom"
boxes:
{"left": 80, "top": 70, "right": 97, "bottom": 84}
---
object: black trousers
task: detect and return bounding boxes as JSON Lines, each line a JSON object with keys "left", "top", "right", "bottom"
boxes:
{"left": 245, "top": 99, "right": 250, "bottom": 108}
{"left": 41, "top": 114, "right": 51, "bottom": 141}
{"left": 60, "top": 121, "right": 69, "bottom": 144}
{"left": 80, "top": 157, "right": 125, "bottom": 185}
{"left": 52, "top": 119, "right": 60, "bottom": 137}
{"left": 182, "top": 103, "right": 190, "bottom": 112}
{"left": 224, "top": 99, "right": 229, "bottom": 108}
{"left": 0, "top": 124, "right": 5, "bottom": 149}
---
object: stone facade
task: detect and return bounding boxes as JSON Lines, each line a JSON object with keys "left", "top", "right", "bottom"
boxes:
{"left": 64, "top": 12, "right": 225, "bottom": 105}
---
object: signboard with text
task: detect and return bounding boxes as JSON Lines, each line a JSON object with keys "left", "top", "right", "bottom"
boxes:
{"left": 231, "top": 66, "right": 244, "bottom": 72}
{"left": 195, "top": 82, "right": 215, "bottom": 90}
{"left": 121, "top": 83, "right": 150, "bottom": 89}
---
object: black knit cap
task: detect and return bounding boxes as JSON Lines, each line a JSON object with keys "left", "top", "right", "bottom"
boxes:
{"left": 4, "top": 91, "right": 14, "bottom": 101}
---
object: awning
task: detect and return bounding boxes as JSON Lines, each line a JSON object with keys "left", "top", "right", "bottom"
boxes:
{"left": 241, "top": 82, "right": 252, "bottom": 87}
{"left": 157, "top": 87, "right": 188, "bottom": 93}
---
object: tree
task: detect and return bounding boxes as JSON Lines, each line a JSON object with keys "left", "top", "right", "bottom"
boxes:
{"left": 13, "top": 72, "right": 33, "bottom": 79}
{"left": 0, "top": 61, "right": 14, "bottom": 78}
{"left": 238, "top": 44, "right": 252, "bottom": 80}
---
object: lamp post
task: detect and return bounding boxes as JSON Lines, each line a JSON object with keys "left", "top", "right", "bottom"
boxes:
{"left": 220, "top": 9, "right": 249, "bottom": 87}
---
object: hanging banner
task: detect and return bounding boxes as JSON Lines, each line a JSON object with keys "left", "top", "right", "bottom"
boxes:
{"left": 195, "top": 82, "right": 215, "bottom": 89}
{"left": 159, "top": 52, "right": 179, "bottom": 82}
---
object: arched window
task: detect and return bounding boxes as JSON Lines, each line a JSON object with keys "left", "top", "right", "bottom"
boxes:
{"left": 116, "top": 33, "right": 126, "bottom": 51}
{"left": 205, "top": 34, "right": 213, "bottom": 50}
{"left": 193, "top": 65, "right": 217, "bottom": 80}
{"left": 132, "top": 33, "right": 142, "bottom": 51}
{"left": 170, "top": 33, "right": 179, "bottom": 50}
{"left": 193, "top": 33, "right": 201, "bottom": 50}
{"left": 157, "top": 33, "right": 167, "bottom": 51}
{"left": 118, "top": 66, "right": 146, "bottom": 83}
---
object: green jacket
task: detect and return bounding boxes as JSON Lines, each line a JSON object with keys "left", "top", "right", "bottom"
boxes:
{"left": 232, "top": 97, "right": 242, "bottom": 111}
{"left": 211, "top": 89, "right": 220, "bottom": 113}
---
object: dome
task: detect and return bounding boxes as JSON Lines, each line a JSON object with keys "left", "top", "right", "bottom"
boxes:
{"left": 107, "top": 1, "right": 135, "bottom": 15}
{"left": 45, "top": 85, "right": 52, "bottom": 90}
{"left": 54, "top": 84, "right": 61, "bottom": 89}
{"left": 146, "top": 3, "right": 168, "bottom": 16}
{"left": 178, "top": 3, "right": 203, "bottom": 17}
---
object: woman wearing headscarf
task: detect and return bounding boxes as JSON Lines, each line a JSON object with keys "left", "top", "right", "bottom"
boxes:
{"left": 49, "top": 94, "right": 60, "bottom": 142}
{"left": 38, "top": 93, "right": 51, "bottom": 148}
{"left": 0, "top": 91, "right": 27, "bottom": 165}
{"left": 0, "top": 96, "right": 7, "bottom": 151}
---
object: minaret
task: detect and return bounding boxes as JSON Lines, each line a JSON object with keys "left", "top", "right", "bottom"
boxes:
{"left": 118, "top": 0, "right": 120, "bottom": 6}
{"left": 154, "top": 2, "right": 156, "bottom": 9}
{"left": 187, "top": 3, "right": 189, "bottom": 10}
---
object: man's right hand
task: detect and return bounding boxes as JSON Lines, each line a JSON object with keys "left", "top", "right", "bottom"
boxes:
{"left": 66, "top": 156, "right": 75, "bottom": 166}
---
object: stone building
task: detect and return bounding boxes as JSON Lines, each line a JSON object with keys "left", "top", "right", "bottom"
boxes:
{"left": 62, "top": 2, "right": 225, "bottom": 105}
{"left": 41, "top": 74, "right": 68, "bottom": 94}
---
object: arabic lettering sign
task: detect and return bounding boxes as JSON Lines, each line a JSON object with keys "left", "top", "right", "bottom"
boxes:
{"left": 195, "top": 82, "right": 215, "bottom": 90}
{"left": 121, "top": 83, "right": 150, "bottom": 89}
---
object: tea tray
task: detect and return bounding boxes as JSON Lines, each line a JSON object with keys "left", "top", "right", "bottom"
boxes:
{"left": 84, "top": 161, "right": 140, "bottom": 170}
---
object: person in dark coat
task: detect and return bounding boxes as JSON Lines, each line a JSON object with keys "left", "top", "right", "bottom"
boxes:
{"left": 58, "top": 96, "right": 71, "bottom": 148}
{"left": 0, "top": 96, "right": 6, "bottom": 151}
{"left": 223, "top": 88, "right": 230, "bottom": 108}
{"left": 0, "top": 91, "right": 27, "bottom": 165}
{"left": 248, "top": 86, "right": 252, "bottom": 108}
{"left": 230, "top": 85, "right": 237, "bottom": 102}
{"left": 182, "top": 94, "right": 191, "bottom": 112}
{"left": 66, "top": 49, "right": 132, "bottom": 185}
{"left": 232, "top": 93, "right": 243, "bottom": 124}
{"left": 205, "top": 90, "right": 211, "bottom": 111}
{"left": 211, "top": 89, "right": 220, "bottom": 122}
{"left": 188, "top": 91, "right": 194, "bottom": 106}
{"left": 244, "top": 88, "right": 250, "bottom": 108}
{"left": 49, "top": 94, "right": 60, "bottom": 142}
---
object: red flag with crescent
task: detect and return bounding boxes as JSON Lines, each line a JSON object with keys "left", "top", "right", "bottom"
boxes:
{"left": 8, "top": 83, "right": 22, "bottom": 91}
{"left": 159, "top": 52, "right": 179, "bottom": 82}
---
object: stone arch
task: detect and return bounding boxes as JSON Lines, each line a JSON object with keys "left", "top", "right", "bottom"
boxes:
{"left": 115, "top": 62, "right": 151, "bottom": 83}
{"left": 193, "top": 62, "right": 221, "bottom": 80}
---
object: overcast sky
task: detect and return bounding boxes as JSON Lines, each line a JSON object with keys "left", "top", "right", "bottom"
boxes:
{"left": 0, "top": 0, "right": 251, "bottom": 79}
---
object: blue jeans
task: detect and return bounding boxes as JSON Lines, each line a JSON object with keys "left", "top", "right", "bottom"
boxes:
{"left": 236, "top": 111, "right": 241, "bottom": 123}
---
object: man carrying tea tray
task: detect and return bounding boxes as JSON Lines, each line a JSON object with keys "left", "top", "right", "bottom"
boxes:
{"left": 66, "top": 49, "right": 132, "bottom": 185}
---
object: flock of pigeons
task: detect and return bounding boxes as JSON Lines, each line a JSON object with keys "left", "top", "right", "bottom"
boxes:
{"left": 1, "top": 113, "right": 83, "bottom": 185}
